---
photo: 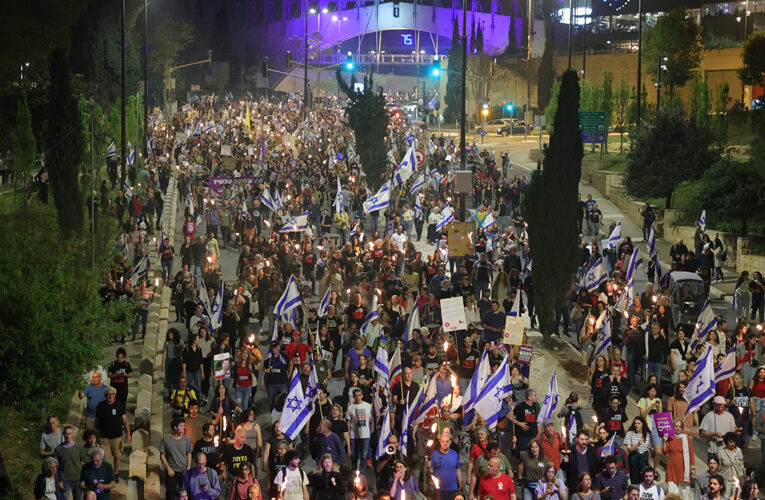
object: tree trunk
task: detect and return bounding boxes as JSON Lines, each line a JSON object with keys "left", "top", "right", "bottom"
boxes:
{"left": 665, "top": 189, "right": 673, "bottom": 209}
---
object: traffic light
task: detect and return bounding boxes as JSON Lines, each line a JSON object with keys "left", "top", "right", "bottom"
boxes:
{"left": 506, "top": 102, "right": 514, "bottom": 112}
{"left": 482, "top": 102, "right": 489, "bottom": 117}
{"left": 344, "top": 51, "right": 355, "bottom": 71}
{"left": 429, "top": 55, "right": 441, "bottom": 77}
{"left": 262, "top": 57, "right": 270, "bottom": 78}
{"left": 286, "top": 51, "right": 292, "bottom": 68}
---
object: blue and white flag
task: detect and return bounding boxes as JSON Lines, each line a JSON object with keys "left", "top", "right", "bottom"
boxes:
{"left": 436, "top": 203, "right": 454, "bottom": 232}
{"left": 130, "top": 254, "right": 149, "bottom": 284}
{"left": 409, "top": 172, "right": 426, "bottom": 195}
{"left": 399, "top": 399, "right": 411, "bottom": 455}
{"left": 360, "top": 296, "right": 379, "bottom": 335}
{"left": 583, "top": 258, "right": 608, "bottom": 293}
{"left": 625, "top": 248, "right": 643, "bottom": 298}
{"left": 592, "top": 309, "right": 612, "bottom": 359}
{"left": 349, "top": 220, "right": 361, "bottom": 237}
{"left": 146, "top": 136, "right": 154, "bottom": 156}
{"left": 537, "top": 370, "right": 560, "bottom": 424}
{"left": 473, "top": 355, "right": 513, "bottom": 428}
{"left": 198, "top": 278, "right": 212, "bottom": 318}
{"left": 689, "top": 300, "right": 718, "bottom": 351}
{"left": 127, "top": 142, "right": 135, "bottom": 166}
{"left": 273, "top": 189, "right": 284, "bottom": 209}
{"left": 261, "top": 186, "right": 277, "bottom": 212}
{"left": 107, "top": 142, "right": 117, "bottom": 158}
{"left": 508, "top": 285, "right": 523, "bottom": 317}
{"left": 607, "top": 221, "right": 621, "bottom": 249}
{"left": 375, "top": 405, "right": 392, "bottom": 458}
{"left": 392, "top": 147, "right": 416, "bottom": 187}
{"left": 714, "top": 347, "right": 737, "bottom": 383}
{"left": 193, "top": 123, "right": 201, "bottom": 135}
{"left": 364, "top": 182, "right": 373, "bottom": 198}
{"left": 414, "top": 196, "right": 423, "bottom": 221}
{"left": 684, "top": 346, "right": 715, "bottom": 415}
{"left": 600, "top": 433, "right": 617, "bottom": 457}
{"left": 402, "top": 303, "right": 420, "bottom": 343}
{"left": 363, "top": 186, "right": 391, "bottom": 214}
{"left": 210, "top": 283, "right": 224, "bottom": 330}
{"left": 389, "top": 347, "right": 402, "bottom": 385}
{"left": 699, "top": 210, "right": 706, "bottom": 232}
{"left": 123, "top": 181, "right": 133, "bottom": 200}
{"left": 412, "top": 375, "right": 438, "bottom": 427}
{"left": 567, "top": 414, "right": 578, "bottom": 446}
{"left": 318, "top": 287, "right": 331, "bottom": 317}
{"left": 202, "top": 121, "right": 216, "bottom": 134}
{"left": 374, "top": 334, "right": 390, "bottom": 392}
{"left": 279, "top": 213, "right": 309, "bottom": 232}
{"left": 482, "top": 212, "right": 496, "bottom": 230}
{"left": 646, "top": 225, "right": 656, "bottom": 259}
{"left": 334, "top": 176, "right": 344, "bottom": 215}
{"left": 654, "top": 257, "right": 663, "bottom": 291}
{"left": 282, "top": 368, "right": 318, "bottom": 439}
{"left": 614, "top": 285, "right": 631, "bottom": 313}
{"left": 273, "top": 275, "right": 301, "bottom": 317}
{"left": 463, "top": 349, "right": 490, "bottom": 413}
{"left": 181, "top": 103, "right": 192, "bottom": 114}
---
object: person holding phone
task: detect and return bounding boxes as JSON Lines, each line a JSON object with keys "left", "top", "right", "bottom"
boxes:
{"left": 182, "top": 452, "right": 221, "bottom": 500}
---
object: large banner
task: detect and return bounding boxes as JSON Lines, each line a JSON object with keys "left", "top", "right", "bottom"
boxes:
{"left": 208, "top": 175, "right": 258, "bottom": 197}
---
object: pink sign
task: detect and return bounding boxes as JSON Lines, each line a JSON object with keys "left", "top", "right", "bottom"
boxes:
{"left": 517, "top": 345, "right": 533, "bottom": 365}
{"left": 653, "top": 412, "right": 675, "bottom": 438}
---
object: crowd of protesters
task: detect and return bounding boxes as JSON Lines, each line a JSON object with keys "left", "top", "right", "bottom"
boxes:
{"left": 35, "top": 92, "right": 765, "bottom": 500}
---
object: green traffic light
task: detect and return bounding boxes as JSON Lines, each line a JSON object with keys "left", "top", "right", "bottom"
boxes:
{"left": 431, "top": 68, "right": 440, "bottom": 77}
{"left": 506, "top": 103, "right": 514, "bottom": 112}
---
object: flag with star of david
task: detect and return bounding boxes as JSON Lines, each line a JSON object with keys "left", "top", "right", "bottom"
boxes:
{"left": 282, "top": 366, "right": 319, "bottom": 439}
{"left": 473, "top": 354, "right": 513, "bottom": 429}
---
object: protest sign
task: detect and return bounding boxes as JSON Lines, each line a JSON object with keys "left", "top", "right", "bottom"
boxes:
{"left": 653, "top": 413, "right": 675, "bottom": 438}
{"left": 440, "top": 297, "right": 467, "bottom": 332}
{"left": 213, "top": 352, "right": 231, "bottom": 380}
{"left": 517, "top": 345, "right": 533, "bottom": 365}
{"left": 503, "top": 316, "right": 525, "bottom": 345}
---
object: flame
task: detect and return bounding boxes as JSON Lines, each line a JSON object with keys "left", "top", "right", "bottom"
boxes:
{"left": 264, "top": 220, "right": 270, "bottom": 227}
{"left": 652, "top": 295, "right": 657, "bottom": 303}
{"left": 213, "top": 436, "right": 219, "bottom": 447}
{"left": 623, "top": 310, "right": 629, "bottom": 318}
{"left": 207, "top": 256, "right": 212, "bottom": 263}
{"left": 426, "top": 439, "right": 434, "bottom": 447}
{"left": 561, "top": 425, "right": 567, "bottom": 439}
{"left": 443, "top": 341, "right": 449, "bottom": 353}
{"left": 592, "top": 416, "right": 598, "bottom": 424}
{"left": 450, "top": 374, "right": 457, "bottom": 387}
{"left": 589, "top": 317, "right": 595, "bottom": 325}
{"left": 248, "top": 334, "right": 255, "bottom": 344}
{"left": 431, "top": 422, "right": 438, "bottom": 434}
{"left": 431, "top": 475, "right": 440, "bottom": 489}
{"left": 155, "top": 279, "right": 159, "bottom": 287}
{"left": 222, "top": 416, "right": 226, "bottom": 432}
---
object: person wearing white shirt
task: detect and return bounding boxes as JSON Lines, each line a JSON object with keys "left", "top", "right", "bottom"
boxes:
{"left": 347, "top": 389, "right": 373, "bottom": 473}
{"left": 699, "top": 396, "right": 737, "bottom": 458}
{"left": 391, "top": 225, "right": 407, "bottom": 252}
{"left": 638, "top": 467, "right": 664, "bottom": 500}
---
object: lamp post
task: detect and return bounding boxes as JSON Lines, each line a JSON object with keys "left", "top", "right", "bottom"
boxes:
{"left": 635, "top": 0, "right": 643, "bottom": 123}
{"left": 459, "top": 0, "right": 467, "bottom": 172}
{"left": 304, "top": 2, "right": 309, "bottom": 115}
{"left": 144, "top": 0, "right": 149, "bottom": 156}
{"left": 121, "top": 0, "right": 127, "bottom": 184}
{"left": 655, "top": 56, "right": 667, "bottom": 110}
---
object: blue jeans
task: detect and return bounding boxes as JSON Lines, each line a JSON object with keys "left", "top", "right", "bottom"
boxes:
{"left": 187, "top": 370, "right": 202, "bottom": 395}
{"left": 161, "top": 258, "right": 173, "bottom": 283}
{"left": 646, "top": 361, "right": 663, "bottom": 385}
{"left": 351, "top": 437, "right": 371, "bottom": 472}
{"left": 266, "top": 383, "right": 287, "bottom": 408}
{"left": 132, "top": 309, "right": 148, "bottom": 340}
{"left": 235, "top": 385, "right": 251, "bottom": 410}
{"left": 193, "top": 264, "right": 202, "bottom": 287}
{"left": 626, "top": 347, "right": 644, "bottom": 388}
{"left": 403, "top": 220, "right": 413, "bottom": 239}
{"left": 474, "top": 280, "right": 489, "bottom": 299}
{"left": 64, "top": 482, "right": 83, "bottom": 500}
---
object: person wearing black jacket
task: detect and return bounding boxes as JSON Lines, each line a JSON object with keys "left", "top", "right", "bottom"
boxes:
{"left": 561, "top": 431, "right": 599, "bottom": 493}
{"left": 600, "top": 364, "right": 630, "bottom": 410}
{"left": 308, "top": 454, "right": 345, "bottom": 500}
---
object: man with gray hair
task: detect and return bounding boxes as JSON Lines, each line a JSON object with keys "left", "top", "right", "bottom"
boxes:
{"left": 94, "top": 386, "right": 130, "bottom": 478}
{"left": 508, "top": 388, "right": 540, "bottom": 452}
{"left": 79, "top": 448, "right": 117, "bottom": 500}
{"left": 55, "top": 426, "right": 89, "bottom": 500}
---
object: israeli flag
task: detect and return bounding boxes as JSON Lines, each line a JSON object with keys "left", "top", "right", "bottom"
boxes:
{"left": 181, "top": 103, "right": 192, "bottom": 114}
{"left": 625, "top": 248, "right": 643, "bottom": 298}
{"left": 282, "top": 369, "right": 316, "bottom": 439}
{"left": 402, "top": 303, "right": 420, "bottom": 343}
{"left": 123, "top": 181, "right": 133, "bottom": 200}
{"left": 202, "top": 121, "right": 216, "bottom": 134}
{"left": 279, "top": 213, "right": 309, "bottom": 232}
{"left": 217, "top": 121, "right": 226, "bottom": 135}
{"left": 129, "top": 254, "right": 150, "bottom": 284}
{"left": 193, "top": 123, "right": 201, "bottom": 135}
{"left": 199, "top": 278, "right": 212, "bottom": 317}
{"left": 463, "top": 348, "right": 491, "bottom": 413}
{"left": 411, "top": 375, "right": 438, "bottom": 427}
{"left": 127, "top": 142, "right": 135, "bottom": 166}
{"left": 427, "top": 139, "right": 437, "bottom": 155}
{"left": 273, "top": 275, "right": 301, "bottom": 317}
{"left": 592, "top": 309, "right": 612, "bottom": 359}
{"left": 582, "top": 258, "right": 608, "bottom": 292}
{"left": 409, "top": 172, "right": 426, "bottom": 195}
{"left": 567, "top": 414, "right": 578, "bottom": 446}
{"left": 654, "top": 257, "right": 663, "bottom": 291}
{"left": 414, "top": 197, "right": 423, "bottom": 221}
{"left": 374, "top": 334, "right": 390, "bottom": 393}
{"left": 318, "top": 287, "right": 331, "bottom": 317}
{"left": 508, "top": 285, "right": 522, "bottom": 316}
{"left": 273, "top": 189, "right": 284, "bottom": 209}
{"left": 689, "top": 300, "right": 718, "bottom": 351}
{"left": 474, "top": 355, "right": 513, "bottom": 428}
{"left": 364, "top": 182, "right": 373, "bottom": 198}
{"left": 714, "top": 347, "right": 737, "bottom": 383}
{"left": 482, "top": 212, "right": 496, "bottom": 230}
{"left": 335, "top": 176, "right": 344, "bottom": 215}
{"left": 389, "top": 347, "right": 402, "bottom": 385}
{"left": 360, "top": 296, "right": 379, "bottom": 335}
{"left": 646, "top": 225, "right": 656, "bottom": 259}
{"left": 261, "top": 186, "right": 277, "bottom": 212}
{"left": 607, "top": 221, "right": 621, "bottom": 249}
{"left": 614, "top": 285, "right": 631, "bottom": 312}
{"left": 399, "top": 398, "right": 411, "bottom": 455}
{"left": 107, "top": 142, "right": 118, "bottom": 158}
{"left": 600, "top": 433, "right": 617, "bottom": 457}
{"left": 699, "top": 210, "right": 706, "bottom": 232}
{"left": 363, "top": 186, "right": 391, "bottom": 214}
{"left": 684, "top": 346, "right": 716, "bottom": 415}
{"left": 146, "top": 136, "right": 154, "bottom": 156}
{"left": 375, "top": 405, "right": 392, "bottom": 458}
{"left": 536, "top": 370, "right": 560, "bottom": 424}
{"left": 210, "top": 283, "right": 224, "bottom": 330}
{"left": 349, "top": 220, "right": 360, "bottom": 237}
{"left": 436, "top": 203, "right": 454, "bottom": 232}
{"left": 392, "top": 147, "right": 416, "bottom": 187}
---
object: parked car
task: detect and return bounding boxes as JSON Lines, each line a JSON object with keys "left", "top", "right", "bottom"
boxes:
{"left": 497, "top": 120, "right": 528, "bottom": 135}
{"left": 476, "top": 119, "right": 512, "bottom": 134}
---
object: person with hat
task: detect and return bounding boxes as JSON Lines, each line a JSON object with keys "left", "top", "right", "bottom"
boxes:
{"left": 699, "top": 395, "right": 738, "bottom": 459}
{"left": 262, "top": 342, "right": 291, "bottom": 409}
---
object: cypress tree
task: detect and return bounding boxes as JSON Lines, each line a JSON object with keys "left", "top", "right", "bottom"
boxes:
{"left": 524, "top": 70, "right": 583, "bottom": 346}
{"left": 443, "top": 18, "right": 463, "bottom": 124}
{"left": 45, "top": 49, "right": 85, "bottom": 237}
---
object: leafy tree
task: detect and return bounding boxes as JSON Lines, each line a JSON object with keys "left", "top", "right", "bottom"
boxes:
{"left": 69, "top": 0, "right": 141, "bottom": 107}
{"left": 149, "top": 11, "right": 194, "bottom": 106}
{"left": 696, "top": 157, "right": 765, "bottom": 235}
{"left": 600, "top": 69, "right": 614, "bottom": 152}
{"left": 537, "top": 15, "right": 555, "bottom": 111}
{"left": 625, "top": 106, "right": 721, "bottom": 208}
{"left": 739, "top": 31, "right": 765, "bottom": 86}
{"left": 727, "top": 100, "right": 749, "bottom": 144}
{"left": 336, "top": 69, "right": 388, "bottom": 189}
{"left": 689, "top": 73, "right": 711, "bottom": 128}
{"left": 643, "top": 8, "right": 703, "bottom": 95}
{"left": 443, "top": 19, "right": 463, "bottom": 124}
{"left": 752, "top": 105, "right": 765, "bottom": 174}
{"left": 525, "top": 70, "right": 583, "bottom": 347}
{"left": 45, "top": 50, "right": 85, "bottom": 237}
{"left": 505, "top": 14, "right": 519, "bottom": 56}
{"left": 627, "top": 84, "right": 649, "bottom": 124}
{"left": 9, "top": 96, "right": 37, "bottom": 182}
{"left": 543, "top": 79, "right": 560, "bottom": 135}
{"left": 613, "top": 78, "right": 630, "bottom": 152}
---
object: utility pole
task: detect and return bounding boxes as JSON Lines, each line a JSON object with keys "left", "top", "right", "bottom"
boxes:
{"left": 121, "top": 0, "right": 127, "bottom": 184}
{"left": 459, "top": 0, "right": 467, "bottom": 171}
{"left": 525, "top": 0, "right": 532, "bottom": 142}
{"left": 304, "top": 0, "right": 309, "bottom": 115}
{"left": 144, "top": 0, "right": 149, "bottom": 155}
{"left": 582, "top": 0, "right": 587, "bottom": 80}
{"left": 636, "top": 0, "right": 643, "bottom": 123}
{"left": 567, "top": 0, "right": 574, "bottom": 69}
